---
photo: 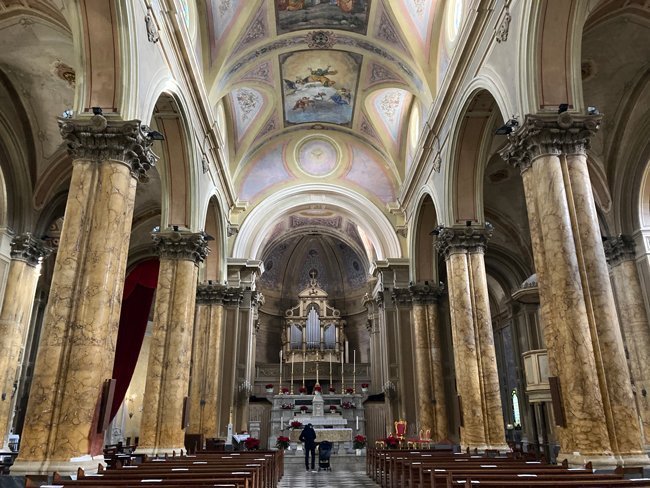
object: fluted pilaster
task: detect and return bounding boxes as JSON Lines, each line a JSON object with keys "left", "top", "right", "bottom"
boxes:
{"left": 14, "top": 116, "right": 155, "bottom": 473}
{"left": 139, "top": 230, "right": 209, "bottom": 455}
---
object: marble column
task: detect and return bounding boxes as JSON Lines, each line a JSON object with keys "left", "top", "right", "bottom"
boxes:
{"left": 14, "top": 115, "right": 155, "bottom": 473}
{"left": 0, "top": 234, "right": 51, "bottom": 448}
{"left": 500, "top": 113, "right": 618, "bottom": 465}
{"left": 138, "top": 230, "right": 209, "bottom": 455}
{"left": 216, "top": 289, "right": 243, "bottom": 437}
{"left": 435, "top": 225, "right": 507, "bottom": 451}
{"left": 605, "top": 235, "right": 650, "bottom": 449}
{"left": 565, "top": 150, "right": 645, "bottom": 459}
{"left": 187, "top": 283, "right": 228, "bottom": 438}
{"left": 409, "top": 283, "right": 448, "bottom": 441}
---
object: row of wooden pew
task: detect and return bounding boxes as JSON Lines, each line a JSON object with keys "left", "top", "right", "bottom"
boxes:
{"left": 366, "top": 448, "right": 650, "bottom": 488}
{"left": 31, "top": 450, "right": 284, "bottom": 488}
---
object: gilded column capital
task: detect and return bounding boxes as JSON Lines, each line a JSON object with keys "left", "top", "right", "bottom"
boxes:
{"left": 152, "top": 229, "right": 210, "bottom": 265}
{"left": 603, "top": 234, "right": 636, "bottom": 267}
{"left": 409, "top": 282, "right": 445, "bottom": 305}
{"left": 196, "top": 283, "right": 229, "bottom": 304}
{"left": 499, "top": 112, "right": 602, "bottom": 172}
{"left": 391, "top": 288, "right": 412, "bottom": 306}
{"left": 58, "top": 114, "right": 157, "bottom": 182}
{"left": 10, "top": 233, "right": 52, "bottom": 267}
{"left": 434, "top": 223, "right": 493, "bottom": 259}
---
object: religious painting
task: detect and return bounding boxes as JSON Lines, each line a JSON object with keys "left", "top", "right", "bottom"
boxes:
{"left": 275, "top": 0, "right": 370, "bottom": 35}
{"left": 280, "top": 50, "right": 362, "bottom": 127}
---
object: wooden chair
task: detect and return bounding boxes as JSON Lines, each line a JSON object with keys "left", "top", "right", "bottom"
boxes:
{"left": 394, "top": 419, "right": 407, "bottom": 448}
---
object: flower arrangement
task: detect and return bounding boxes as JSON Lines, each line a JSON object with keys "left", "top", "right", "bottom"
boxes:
{"left": 353, "top": 435, "right": 367, "bottom": 449}
{"left": 281, "top": 402, "right": 294, "bottom": 410}
{"left": 329, "top": 405, "right": 337, "bottom": 411}
{"left": 300, "top": 405, "right": 309, "bottom": 412}
{"left": 328, "top": 386, "right": 336, "bottom": 393}
{"left": 299, "top": 386, "right": 307, "bottom": 393}
{"left": 275, "top": 435, "right": 290, "bottom": 450}
{"left": 265, "top": 384, "right": 273, "bottom": 389}
{"left": 281, "top": 387, "right": 289, "bottom": 394}
{"left": 244, "top": 437, "right": 260, "bottom": 450}
{"left": 385, "top": 435, "right": 399, "bottom": 448}
{"left": 290, "top": 420, "right": 303, "bottom": 429}
{"left": 345, "top": 387, "right": 354, "bottom": 394}
{"left": 361, "top": 383, "right": 369, "bottom": 388}
{"left": 341, "top": 401, "right": 354, "bottom": 409}
{"left": 314, "top": 385, "right": 322, "bottom": 393}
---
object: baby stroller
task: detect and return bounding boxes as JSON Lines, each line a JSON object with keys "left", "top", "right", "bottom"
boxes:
{"left": 318, "top": 441, "right": 333, "bottom": 471}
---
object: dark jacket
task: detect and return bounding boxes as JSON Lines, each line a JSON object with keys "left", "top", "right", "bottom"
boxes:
{"left": 299, "top": 425, "right": 317, "bottom": 445}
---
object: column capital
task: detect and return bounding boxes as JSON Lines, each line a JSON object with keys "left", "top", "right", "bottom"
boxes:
{"left": 603, "top": 234, "right": 636, "bottom": 267}
{"left": 409, "top": 282, "right": 445, "bottom": 305}
{"left": 222, "top": 287, "right": 244, "bottom": 307}
{"left": 58, "top": 114, "right": 157, "bottom": 182}
{"left": 391, "top": 287, "right": 412, "bottom": 306}
{"left": 434, "top": 223, "right": 493, "bottom": 259}
{"left": 152, "top": 229, "right": 210, "bottom": 265}
{"left": 196, "top": 282, "right": 229, "bottom": 304}
{"left": 499, "top": 113, "right": 602, "bottom": 172}
{"left": 10, "top": 233, "right": 52, "bottom": 267}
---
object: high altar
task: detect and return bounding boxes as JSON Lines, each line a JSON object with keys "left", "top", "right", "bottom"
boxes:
{"left": 266, "top": 271, "right": 366, "bottom": 451}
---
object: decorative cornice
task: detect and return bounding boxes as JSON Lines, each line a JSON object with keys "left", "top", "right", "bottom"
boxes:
{"left": 391, "top": 288, "right": 412, "bottom": 306}
{"left": 603, "top": 234, "right": 636, "bottom": 267}
{"left": 58, "top": 114, "right": 157, "bottom": 182}
{"left": 152, "top": 229, "right": 210, "bottom": 265}
{"left": 196, "top": 283, "right": 229, "bottom": 304}
{"left": 409, "top": 283, "right": 445, "bottom": 305}
{"left": 434, "top": 223, "right": 494, "bottom": 259}
{"left": 10, "top": 233, "right": 52, "bottom": 267}
{"left": 499, "top": 113, "right": 602, "bottom": 173}
{"left": 251, "top": 291, "right": 265, "bottom": 307}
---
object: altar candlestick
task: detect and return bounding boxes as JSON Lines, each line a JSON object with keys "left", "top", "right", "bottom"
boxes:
{"left": 353, "top": 349, "right": 356, "bottom": 393}
{"left": 316, "top": 359, "right": 319, "bottom": 385}
{"left": 302, "top": 351, "right": 306, "bottom": 387}
{"left": 279, "top": 350, "right": 283, "bottom": 390}
{"left": 341, "top": 350, "right": 344, "bottom": 390}
{"left": 329, "top": 354, "right": 332, "bottom": 385}
{"left": 291, "top": 356, "right": 294, "bottom": 394}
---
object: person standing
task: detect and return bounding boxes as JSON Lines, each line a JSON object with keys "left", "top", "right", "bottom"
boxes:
{"left": 299, "top": 423, "right": 317, "bottom": 471}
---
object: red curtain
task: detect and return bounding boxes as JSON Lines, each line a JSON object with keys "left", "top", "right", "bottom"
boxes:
{"left": 109, "top": 259, "right": 160, "bottom": 420}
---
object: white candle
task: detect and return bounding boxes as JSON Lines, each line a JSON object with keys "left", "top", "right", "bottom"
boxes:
{"left": 353, "top": 350, "right": 356, "bottom": 374}
{"left": 280, "top": 416, "right": 284, "bottom": 430}
{"left": 356, "top": 415, "right": 359, "bottom": 430}
{"left": 279, "top": 350, "right": 283, "bottom": 387}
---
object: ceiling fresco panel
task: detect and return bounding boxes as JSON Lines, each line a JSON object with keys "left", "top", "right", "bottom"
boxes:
{"left": 274, "top": 0, "right": 371, "bottom": 35}
{"left": 280, "top": 49, "right": 362, "bottom": 127}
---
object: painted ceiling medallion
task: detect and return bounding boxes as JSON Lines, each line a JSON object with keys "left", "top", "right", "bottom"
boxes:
{"left": 305, "top": 30, "right": 337, "bottom": 49}
{"left": 297, "top": 137, "right": 340, "bottom": 177}
{"left": 280, "top": 49, "right": 362, "bottom": 127}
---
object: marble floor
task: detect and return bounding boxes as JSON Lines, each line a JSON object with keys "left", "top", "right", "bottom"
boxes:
{"left": 278, "top": 456, "right": 378, "bottom": 487}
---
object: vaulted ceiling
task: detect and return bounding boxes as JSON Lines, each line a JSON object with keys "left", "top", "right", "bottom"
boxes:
{"left": 195, "top": 0, "right": 449, "bottom": 211}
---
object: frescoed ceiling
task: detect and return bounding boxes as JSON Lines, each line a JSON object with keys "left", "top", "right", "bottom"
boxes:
{"left": 196, "top": 0, "right": 449, "bottom": 256}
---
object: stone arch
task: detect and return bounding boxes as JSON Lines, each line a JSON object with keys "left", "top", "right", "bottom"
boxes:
{"left": 447, "top": 88, "right": 505, "bottom": 225}
{"left": 201, "top": 196, "right": 227, "bottom": 283}
{"left": 520, "top": 0, "right": 590, "bottom": 112}
{"left": 146, "top": 91, "right": 197, "bottom": 230}
{"left": 411, "top": 191, "right": 439, "bottom": 283}
{"left": 233, "top": 184, "right": 401, "bottom": 262}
